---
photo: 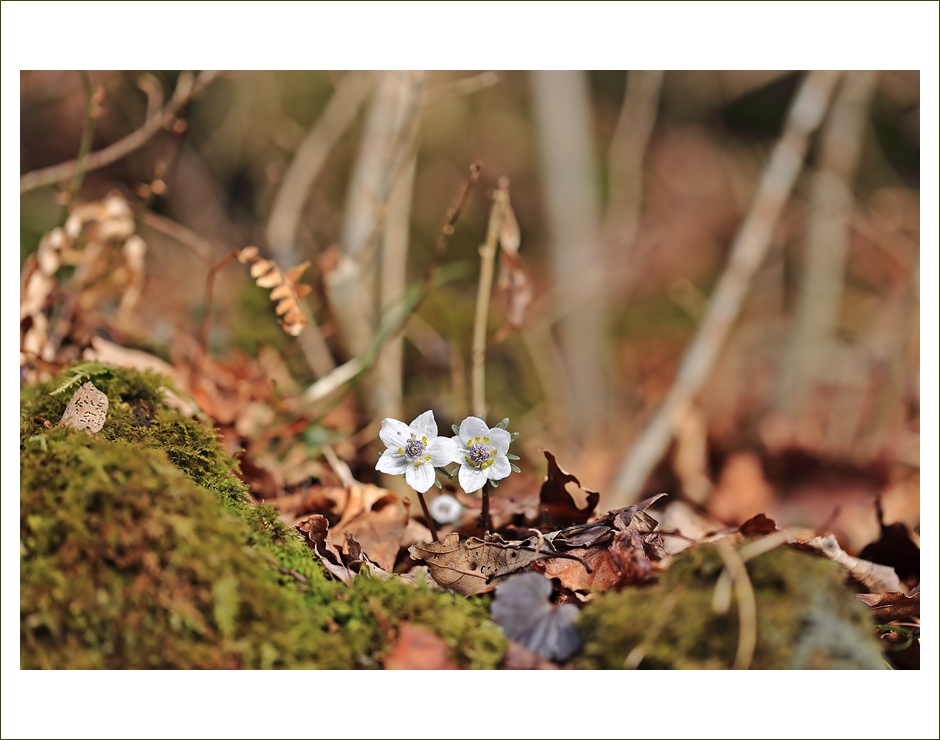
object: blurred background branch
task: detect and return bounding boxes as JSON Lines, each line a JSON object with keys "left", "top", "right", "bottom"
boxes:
{"left": 608, "top": 70, "right": 844, "bottom": 508}
{"left": 20, "top": 70, "right": 221, "bottom": 193}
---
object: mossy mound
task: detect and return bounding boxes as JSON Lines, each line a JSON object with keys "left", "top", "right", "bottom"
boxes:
{"left": 575, "top": 543, "right": 885, "bottom": 669}
{"left": 20, "top": 363, "right": 506, "bottom": 669}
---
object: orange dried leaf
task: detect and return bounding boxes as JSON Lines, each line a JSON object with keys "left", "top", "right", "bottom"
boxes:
{"left": 237, "top": 247, "right": 312, "bottom": 336}
{"left": 237, "top": 246, "right": 259, "bottom": 263}
{"left": 283, "top": 260, "right": 311, "bottom": 285}
{"left": 269, "top": 284, "right": 292, "bottom": 302}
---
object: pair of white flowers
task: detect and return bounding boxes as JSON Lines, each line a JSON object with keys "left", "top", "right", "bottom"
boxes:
{"left": 375, "top": 410, "right": 519, "bottom": 494}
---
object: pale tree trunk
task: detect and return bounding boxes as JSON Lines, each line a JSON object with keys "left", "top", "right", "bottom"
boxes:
{"left": 530, "top": 70, "right": 607, "bottom": 442}
{"left": 325, "top": 70, "right": 426, "bottom": 416}
{"left": 777, "top": 70, "right": 878, "bottom": 412}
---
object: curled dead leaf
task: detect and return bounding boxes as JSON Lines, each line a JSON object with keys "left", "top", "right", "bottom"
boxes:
{"left": 296, "top": 514, "right": 353, "bottom": 585}
{"left": 856, "top": 591, "right": 920, "bottom": 621}
{"left": 539, "top": 451, "right": 600, "bottom": 528}
{"left": 237, "top": 246, "right": 312, "bottom": 336}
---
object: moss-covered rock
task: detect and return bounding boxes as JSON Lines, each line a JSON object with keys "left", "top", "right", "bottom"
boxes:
{"left": 20, "top": 363, "right": 506, "bottom": 669}
{"left": 575, "top": 542, "right": 885, "bottom": 669}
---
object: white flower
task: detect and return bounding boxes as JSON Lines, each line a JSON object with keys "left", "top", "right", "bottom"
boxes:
{"left": 429, "top": 493, "right": 463, "bottom": 524}
{"left": 375, "top": 411, "right": 458, "bottom": 493}
{"left": 452, "top": 416, "right": 512, "bottom": 494}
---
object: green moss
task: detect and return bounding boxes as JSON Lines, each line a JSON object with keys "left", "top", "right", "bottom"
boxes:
{"left": 575, "top": 543, "right": 885, "bottom": 669}
{"left": 20, "top": 362, "right": 506, "bottom": 669}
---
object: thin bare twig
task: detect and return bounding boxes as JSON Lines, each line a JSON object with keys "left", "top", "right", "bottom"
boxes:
{"left": 425, "top": 71, "right": 504, "bottom": 105}
{"left": 140, "top": 210, "right": 213, "bottom": 261}
{"left": 608, "top": 70, "right": 844, "bottom": 507}
{"left": 195, "top": 249, "right": 240, "bottom": 384}
{"left": 472, "top": 178, "right": 508, "bottom": 417}
{"left": 21, "top": 70, "right": 221, "bottom": 193}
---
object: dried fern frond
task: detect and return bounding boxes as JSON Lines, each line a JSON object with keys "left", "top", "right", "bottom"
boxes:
{"left": 237, "top": 246, "right": 312, "bottom": 336}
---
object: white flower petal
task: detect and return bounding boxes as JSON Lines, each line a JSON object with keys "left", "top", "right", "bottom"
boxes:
{"left": 458, "top": 464, "right": 488, "bottom": 494}
{"left": 376, "top": 452, "right": 408, "bottom": 475}
{"left": 426, "top": 437, "right": 459, "bottom": 467}
{"left": 406, "top": 463, "right": 435, "bottom": 493}
{"left": 410, "top": 410, "right": 438, "bottom": 440}
{"left": 458, "top": 416, "right": 489, "bottom": 444}
{"left": 487, "top": 455, "right": 511, "bottom": 480}
{"left": 379, "top": 418, "right": 412, "bottom": 450}
{"left": 488, "top": 428, "right": 511, "bottom": 455}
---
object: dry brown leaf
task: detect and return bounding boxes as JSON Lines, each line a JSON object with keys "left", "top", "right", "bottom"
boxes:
{"left": 856, "top": 591, "right": 920, "bottom": 621}
{"left": 409, "top": 532, "right": 543, "bottom": 596}
{"left": 271, "top": 485, "right": 348, "bottom": 522}
{"left": 539, "top": 451, "right": 600, "bottom": 529}
{"left": 538, "top": 546, "right": 623, "bottom": 592}
{"left": 60, "top": 381, "right": 109, "bottom": 433}
{"left": 858, "top": 497, "right": 920, "bottom": 584}
{"left": 494, "top": 192, "right": 534, "bottom": 340}
{"left": 382, "top": 623, "right": 458, "bottom": 670}
{"left": 236, "top": 246, "right": 311, "bottom": 336}
{"left": 335, "top": 483, "right": 399, "bottom": 533}
{"left": 340, "top": 497, "right": 409, "bottom": 572}
{"left": 296, "top": 514, "right": 353, "bottom": 585}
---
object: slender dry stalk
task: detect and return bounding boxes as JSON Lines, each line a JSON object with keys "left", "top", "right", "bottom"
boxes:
{"left": 140, "top": 211, "right": 213, "bottom": 261}
{"left": 471, "top": 180, "right": 508, "bottom": 417}
{"left": 62, "top": 72, "right": 102, "bottom": 215}
{"left": 603, "top": 70, "right": 664, "bottom": 274}
{"left": 194, "top": 248, "right": 240, "bottom": 385}
{"left": 21, "top": 70, "right": 221, "bottom": 193}
{"left": 607, "top": 70, "right": 844, "bottom": 508}
{"left": 713, "top": 539, "right": 758, "bottom": 671}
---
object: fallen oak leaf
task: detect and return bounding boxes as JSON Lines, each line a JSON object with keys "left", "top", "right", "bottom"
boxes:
{"left": 409, "top": 532, "right": 590, "bottom": 597}
{"left": 410, "top": 532, "right": 538, "bottom": 596}
{"left": 856, "top": 591, "right": 920, "bottom": 622}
